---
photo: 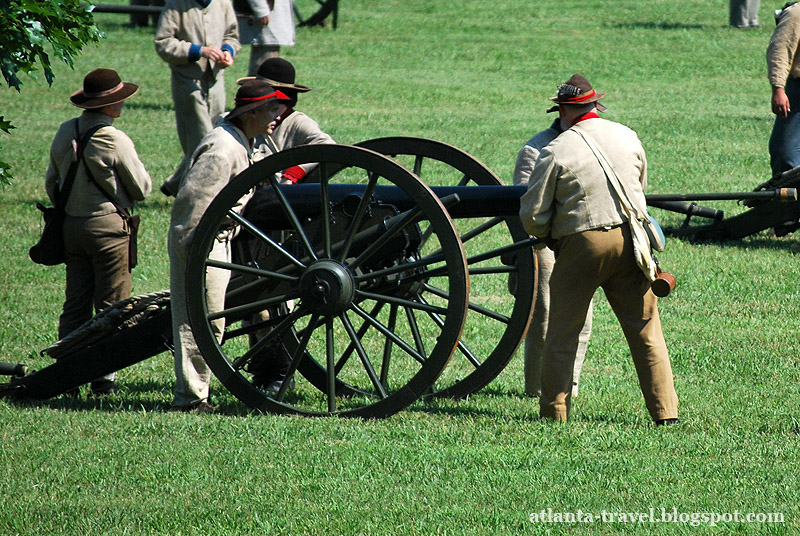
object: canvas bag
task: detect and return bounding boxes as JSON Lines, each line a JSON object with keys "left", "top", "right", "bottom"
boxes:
{"left": 576, "top": 130, "right": 662, "bottom": 281}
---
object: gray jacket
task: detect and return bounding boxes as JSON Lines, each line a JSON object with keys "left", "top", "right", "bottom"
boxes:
{"left": 519, "top": 117, "right": 648, "bottom": 240}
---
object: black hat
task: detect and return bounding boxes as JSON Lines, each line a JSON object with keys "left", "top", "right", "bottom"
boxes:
{"left": 70, "top": 68, "right": 139, "bottom": 109}
{"left": 546, "top": 74, "right": 607, "bottom": 113}
{"left": 227, "top": 80, "right": 292, "bottom": 120}
{"left": 236, "top": 57, "right": 311, "bottom": 92}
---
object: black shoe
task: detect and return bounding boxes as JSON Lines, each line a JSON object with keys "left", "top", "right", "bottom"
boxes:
{"left": 90, "top": 380, "right": 120, "bottom": 397}
{"left": 171, "top": 400, "right": 216, "bottom": 414}
{"left": 263, "top": 376, "right": 295, "bottom": 396}
{"left": 656, "top": 418, "right": 680, "bottom": 426}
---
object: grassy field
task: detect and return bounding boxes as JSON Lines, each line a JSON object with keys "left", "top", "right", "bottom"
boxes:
{"left": 1, "top": 0, "right": 799, "bottom": 534}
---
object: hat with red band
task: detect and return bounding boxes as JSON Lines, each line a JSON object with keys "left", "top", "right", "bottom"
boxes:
{"left": 546, "top": 74, "right": 607, "bottom": 113}
{"left": 227, "top": 80, "right": 293, "bottom": 120}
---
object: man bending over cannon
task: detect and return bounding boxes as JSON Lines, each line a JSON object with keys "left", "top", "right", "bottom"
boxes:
{"left": 168, "top": 81, "right": 290, "bottom": 412}
{"left": 519, "top": 74, "right": 679, "bottom": 425}
{"left": 513, "top": 92, "right": 594, "bottom": 400}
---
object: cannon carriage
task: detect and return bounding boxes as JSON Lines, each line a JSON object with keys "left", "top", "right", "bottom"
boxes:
{"left": 2, "top": 137, "right": 797, "bottom": 418}
{"left": 1, "top": 138, "right": 538, "bottom": 418}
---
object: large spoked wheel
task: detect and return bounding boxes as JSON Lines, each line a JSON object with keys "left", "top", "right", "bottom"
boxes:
{"left": 185, "top": 144, "right": 469, "bottom": 417}
{"left": 356, "top": 137, "right": 537, "bottom": 399}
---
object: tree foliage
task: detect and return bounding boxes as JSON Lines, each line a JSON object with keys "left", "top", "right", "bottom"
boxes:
{"left": 0, "top": 0, "right": 103, "bottom": 185}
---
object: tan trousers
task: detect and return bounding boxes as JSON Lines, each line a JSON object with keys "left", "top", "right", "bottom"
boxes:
{"left": 61, "top": 213, "right": 131, "bottom": 382}
{"left": 170, "top": 70, "right": 226, "bottom": 156}
{"left": 525, "top": 247, "right": 592, "bottom": 398}
{"left": 539, "top": 226, "right": 678, "bottom": 422}
{"left": 169, "top": 234, "right": 231, "bottom": 407}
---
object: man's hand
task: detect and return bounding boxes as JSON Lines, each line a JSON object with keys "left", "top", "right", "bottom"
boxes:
{"left": 773, "top": 86, "right": 791, "bottom": 118}
{"left": 257, "top": 15, "right": 270, "bottom": 26}
{"left": 201, "top": 46, "right": 226, "bottom": 62}
{"left": 217, "top": 49, "right": 234, "bottom": 68}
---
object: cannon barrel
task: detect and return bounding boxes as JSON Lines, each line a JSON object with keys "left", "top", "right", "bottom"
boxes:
{"left": 90, "top": 4, "right": 164, "bottom": 15}
{"left": 645, "top": 188, "right": 797, "bottom": 203}
{"left": 246, "top": 184, "right": 796, "bottom": 229}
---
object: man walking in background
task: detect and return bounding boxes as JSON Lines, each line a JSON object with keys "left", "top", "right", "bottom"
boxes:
{"left": 155, "top": 0, "right": 241, "bottom": 158}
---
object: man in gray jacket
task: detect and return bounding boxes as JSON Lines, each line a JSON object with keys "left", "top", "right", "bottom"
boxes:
{"left": 155, "top": 0, "right": 241, "bottom": 157}
{"left": 768, "top": 2, "right": 800, "bottom": 176}
{"left": 513, "top": 110, "right": 592, "bottom": 400}
{"left": 169, "top": 80, "right": 290, "bottom": 412}
{"left": 519, "top": 74, "right": 678, "bottom": 425}
{"left": 235, "top": 0, "right": 296, "bottom": 75}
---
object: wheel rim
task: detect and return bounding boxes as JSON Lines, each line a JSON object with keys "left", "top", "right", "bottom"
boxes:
{"left": 356, "top": 137, "right": 537, "bottom": 398}
{"left": 185, "top": 144, "right": 469, "bottom": 417}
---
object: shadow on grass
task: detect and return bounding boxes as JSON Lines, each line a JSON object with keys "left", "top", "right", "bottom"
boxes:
{"left": 609, "top": 21, "right": 706, "bottom": 31}
{"left": 675, "top": 235, "right": 800, "bottom": 253}
{"left": 5, "top": 378, "right": 254, "bottom": 417}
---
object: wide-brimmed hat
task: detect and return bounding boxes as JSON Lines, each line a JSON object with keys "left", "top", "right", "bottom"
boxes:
{"left": 70, "top": 68, "right": 139, "bottom": 109}
{"left": 236, "top": 57, "right": 311, "bottom": 92}
{"left": 546, "top": 74, "right": 607, "bottom": 113}
{"left": 227, "top": 80, "right": 293, "bottom": 120}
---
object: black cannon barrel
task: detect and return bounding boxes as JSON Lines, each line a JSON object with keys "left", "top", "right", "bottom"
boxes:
{"left": 245, "top": 184, "right": 797, "bottom": 229}
{"left": 646, "top": 200, "right": 724, "bottom": 221}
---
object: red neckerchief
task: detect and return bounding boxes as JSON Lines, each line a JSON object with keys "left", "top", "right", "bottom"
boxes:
{"left": 570, "top": 111, "right": 600, "bottom": 126}
{"left": 274, "top": 107, "right": 295, "bottom": 128}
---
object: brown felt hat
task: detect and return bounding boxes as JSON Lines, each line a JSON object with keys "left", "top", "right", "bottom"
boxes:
{"left": 546, "top": 74, "right": 607, "bottom": 113}
{"left": 227, "top": 80, "right": 293, "bottom": 120}
{"left": 70, "top": 68, "right": 139, "bottom": 109}
{"left": 236, "top": 57, "right": 311, "bottom": 92}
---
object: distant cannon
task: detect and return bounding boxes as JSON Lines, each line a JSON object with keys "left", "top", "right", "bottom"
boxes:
{"left": 2, "top": 138, "right": 796, "bottom": 417}
{"left": 90, "top": 1, "right": 340, "bottom": 28}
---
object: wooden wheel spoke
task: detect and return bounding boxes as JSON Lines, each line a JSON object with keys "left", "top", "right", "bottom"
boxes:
{"left": 274, "top": 314, "right": 320, "bottom": 402}
{"left": 356, "top": 290, "right": 449, "bottom": 316}
{"left": 226, "top": 209, "right": 306, "bottom": 270}
{"left": 231, "top": 306, "right": 306, "bottom": 370}
{"left": 340, "top": 312, "right": 389, "bottom": 398}
{"left": 419, "top": 294, "right": 482, "bottom": 369}
{"left": 350, "top": 302, "right": 427, "bottom": 365}
{"left": 267, "top": 176, "right": 319, "bottom": 262}
{"left": 337, "top": 170, "right": 380, "bottom": 262}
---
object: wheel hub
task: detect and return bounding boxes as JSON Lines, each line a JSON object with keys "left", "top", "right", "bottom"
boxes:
{"left": 299, "top": 260, "right": 356, "bottom": 315}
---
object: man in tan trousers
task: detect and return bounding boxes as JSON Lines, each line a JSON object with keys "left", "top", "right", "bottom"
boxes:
{"left": 46, "top": 68, "right": 152, "bottom": 396}
{"left": 519, "top": 74, "right": 679, "bottom": 425}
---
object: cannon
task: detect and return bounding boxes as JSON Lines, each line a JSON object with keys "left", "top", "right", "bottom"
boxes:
{"left": 2, "top": 137, "right": 796, "bottom": 418}
{"left": 1, "top": 138, "right": 536, "bottom": 418}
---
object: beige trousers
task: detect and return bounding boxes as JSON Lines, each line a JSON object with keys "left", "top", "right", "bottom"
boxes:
{"left": 524, "top": 247, "right": 592, "bottom": 398}
{"left": 169, "top": 234, "right": 231, "bottom": 407}
{"left": 539, "top": 226, "right": 678, "bottom": 422}
{"left": 170, "top": 70, "right": 226, "bottom": 156}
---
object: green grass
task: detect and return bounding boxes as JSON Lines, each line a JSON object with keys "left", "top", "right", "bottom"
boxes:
{"left": 1, "top": 0, "right": 799, "bottom": 534}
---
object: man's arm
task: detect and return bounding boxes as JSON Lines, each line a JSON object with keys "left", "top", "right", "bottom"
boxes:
{"left": 519, "top": 148, "right": 559, "bottom": 239}
{"left": 767, "top": 6, "right": 800, "bottom": 117}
